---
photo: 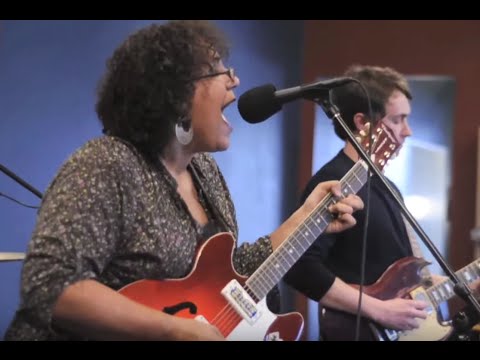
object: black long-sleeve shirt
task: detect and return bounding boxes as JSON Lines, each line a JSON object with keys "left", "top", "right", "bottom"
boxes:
{"left": 284, "top": 150, "right": 412, "bottom": 301}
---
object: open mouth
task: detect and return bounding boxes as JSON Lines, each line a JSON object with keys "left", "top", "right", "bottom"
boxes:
{"left": 222, "top": 113, "right": 230, "bottom": 125}
{"left": 221, "top": 98, "right": 236, "bottom": 127}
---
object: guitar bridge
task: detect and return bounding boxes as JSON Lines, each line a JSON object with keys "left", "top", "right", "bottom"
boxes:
{"left": 221, "top": 280, "right": 261, "bottom": 325}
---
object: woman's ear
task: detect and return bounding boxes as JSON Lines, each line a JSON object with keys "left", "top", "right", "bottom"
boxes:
{"left": 353, "top": 113, "right": 369, "bottom": 132}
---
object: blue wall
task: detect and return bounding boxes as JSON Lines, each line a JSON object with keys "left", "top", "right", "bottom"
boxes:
{"left": 0, "top": 20, "right": 303, "bottom": 338}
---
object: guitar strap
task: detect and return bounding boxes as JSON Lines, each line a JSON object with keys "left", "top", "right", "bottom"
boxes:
{"left": 389, "top": 184, "right": 433, "bottom": 280}
{"left": 402, "top": 216, "right": 424, "bottom": 258}
{"left": 401, "top": 214, "right": 433, "bottom": 281}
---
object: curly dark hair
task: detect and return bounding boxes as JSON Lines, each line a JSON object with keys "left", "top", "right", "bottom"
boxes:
{"left": 330, "top": 64, "right": 412, "bottom": 140}
{"left": 95, "top": 20, "right": 230, "bottom": 160}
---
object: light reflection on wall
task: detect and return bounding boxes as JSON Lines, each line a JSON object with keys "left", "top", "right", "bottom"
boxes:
{"left": 404, "top": 195, "right": 434, "bottom": 220}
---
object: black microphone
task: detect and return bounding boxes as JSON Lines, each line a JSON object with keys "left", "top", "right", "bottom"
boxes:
{"left": 238, "top": 77, "right": 356, "bottom": 124}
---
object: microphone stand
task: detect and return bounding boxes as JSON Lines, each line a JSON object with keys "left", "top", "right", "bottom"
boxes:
{"left": 313, "top": 93, "right": 480, "bottom": 340}
{"left": 0, "top": 163, "right": 43, "bottom": 199}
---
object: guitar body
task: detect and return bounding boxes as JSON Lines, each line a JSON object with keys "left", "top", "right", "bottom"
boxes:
{"left": 118, "top": 232, "right": 303, "bottom": 341}
{"left": 323, "top": 257, "right": 453, "bottom": 341}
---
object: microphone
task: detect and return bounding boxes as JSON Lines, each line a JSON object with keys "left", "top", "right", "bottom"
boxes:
{"left": 238, "top": 77, "right": 355, "bottom": 124}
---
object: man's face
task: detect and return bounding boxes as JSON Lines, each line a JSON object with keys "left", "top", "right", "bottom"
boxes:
{"left": 381, "top": 90, "right": 412, "bottom": 147}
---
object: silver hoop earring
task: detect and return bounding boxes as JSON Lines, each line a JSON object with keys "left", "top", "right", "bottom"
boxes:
{"left": 175, "top": 121, "right": 193, "bottom": 145}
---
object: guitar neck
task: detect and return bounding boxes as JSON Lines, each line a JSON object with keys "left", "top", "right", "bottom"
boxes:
{"left": 246, "top": 160, "right": 369, "bottom": 301}
{"left": 427, "top": 258, "right": 480, "bottom": 308}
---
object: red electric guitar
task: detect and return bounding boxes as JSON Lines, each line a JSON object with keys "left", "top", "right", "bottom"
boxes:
{"left": 118, "top": 122, "right": 399, "bottom": 340}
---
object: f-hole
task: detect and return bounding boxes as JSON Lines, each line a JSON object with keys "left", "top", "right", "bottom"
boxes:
{"left": 163, "top": 302, "right": 198, "bottom": 315}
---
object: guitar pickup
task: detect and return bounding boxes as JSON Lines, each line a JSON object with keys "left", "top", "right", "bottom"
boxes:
{"left": 221, "top": 280, "right": 261, "bottom": 325}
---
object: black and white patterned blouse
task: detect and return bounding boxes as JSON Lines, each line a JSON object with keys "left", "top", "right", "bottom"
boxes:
{"left": 5, "top": 136, "right": 275, "bottom": 340}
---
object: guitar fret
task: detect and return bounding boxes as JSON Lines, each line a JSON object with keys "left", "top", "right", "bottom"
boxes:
{"left": 261, "top": 267, "right": 276, "bottom": 289}
{"left": 281, "top": 243, "right": 295, "bottom": 259}
{"left": 429, "top": 293, "right": 439, "bottom": 309}
{"left": 303, "top": 225, "right": 316, "bottom": 239}
{"left": 444, "top": 282, "right": 453, "bottom": 297}
{"left": 437, "top": 286, "right": 446, "bottom": 300}
{"left": 319, "top": 215, "right": 330, "bottom": 228}
{"left": 431, "top": 289, "right": 441, "bottom": 303}
{"left": 344, "top": 182, "right": 355, "bottom": 195}
{"left": 251, "top": 274, "right": 270, "bottom": 297}
{"left": 284, "top": 240, "right": 302, "bottom": 259}
{"left": 306, "top": 217, "right": 316, "bottom": 230}
{"left": 279, "top": 245, "right": 297, "bottom": 267}
{"left": 275, "top": 242, "right": 295, "bottom": 263}
{"left": 272, "top": 252, "right": 289, "bottom": 273}
{"left": 467, "top": 263, "right": 476, "bottom": 278}
{"left": 469, "top": 261, "right": 480, "bottom": 277}
{"left": 352, "top": 171, "right": 362, "bottom": 183}
{"left": 293, "top": 233, "right": 308, "bottom": 252}
{"left": 462, "top": 269, "right": 473, "bottom": 282}
{"left": 258, "top": 263, "right": 275, "bottom": 285}
{"left": 429, "top": 279, "right": 453, "bottom": 304}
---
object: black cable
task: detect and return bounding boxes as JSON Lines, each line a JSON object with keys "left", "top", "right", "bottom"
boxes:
{"left": 0, "top": 163, "right": 43, "bottom": 199}
{"left": 0, "top": 191, "right": 39, "bottom": 209}
{"left": 353, "top": 81, "right": 374, "bottom": 341}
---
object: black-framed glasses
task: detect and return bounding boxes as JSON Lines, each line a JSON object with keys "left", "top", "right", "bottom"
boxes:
{"left": 192, "top": 67, "right": 235, "bottom": 82}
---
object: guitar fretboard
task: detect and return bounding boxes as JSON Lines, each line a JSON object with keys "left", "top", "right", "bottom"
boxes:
{"left": 427, "top": 259, "right": 480, "bottom": 308}
{"left": 246, "top": 160, "right": 369, "bottom": 301}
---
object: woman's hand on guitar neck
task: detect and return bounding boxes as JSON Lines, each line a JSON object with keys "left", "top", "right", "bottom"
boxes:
{"left": 269, "top": 181, "right": 363, "bottom": 251}
{"left": 370, "top": 297, "right": 429, "bottom": 331}
{"left": 303, "top": 180, "right": 364, "bottom": 234}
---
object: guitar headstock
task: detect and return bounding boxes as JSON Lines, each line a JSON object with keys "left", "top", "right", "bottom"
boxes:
{"left": 357, "top": 121, "right": 400, "bottom": 171}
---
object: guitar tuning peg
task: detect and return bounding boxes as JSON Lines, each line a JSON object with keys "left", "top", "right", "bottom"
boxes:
{"left": 359, "top": 130, "right": 366, "bottom": 137}
{"left": 355, "top": 136, "right": 362, "bottom": 143}
{"left": 365, "top": 122, "right": 371, "bottom": 130}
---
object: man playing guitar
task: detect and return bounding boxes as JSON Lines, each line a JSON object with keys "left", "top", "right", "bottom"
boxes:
{"left": 284, "top": 65, "right": 431, "bottom": 341}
